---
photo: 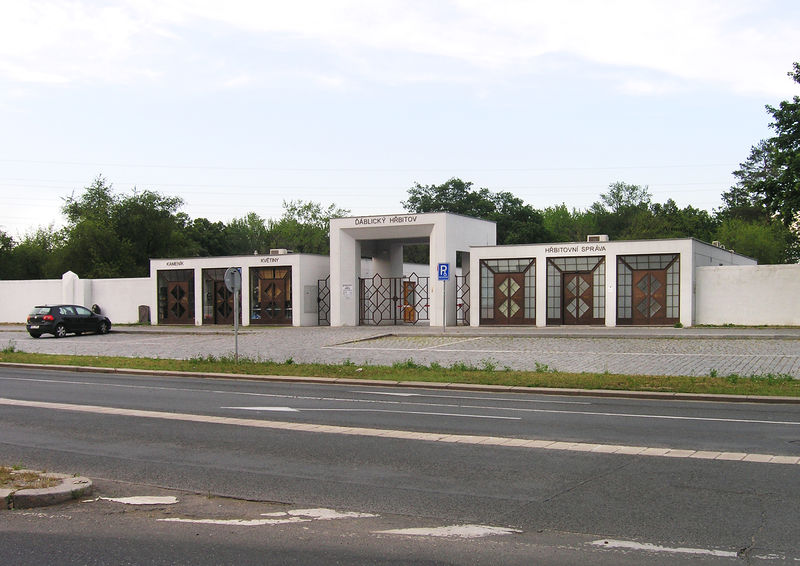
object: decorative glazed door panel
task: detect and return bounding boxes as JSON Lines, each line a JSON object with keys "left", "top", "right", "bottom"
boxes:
{"left": 632, "top": 270, "right": 668, "bottom": 325}
{"left": 562, "top": 273, "right": 594, "bottom": 324}
{"left": 251, "top": 267, "right": 292, "bottom": 325}
{"left": 165, "top": 282, "right": 191, "bottom": 324}
{"left": 493, "top": 273, "right": 525, "bottom": 324}
{"left": 261, "top": 278, "right": 289, "bottom": 323}
{"left": 213, "top": 281, "right": 234, "bottom": 325}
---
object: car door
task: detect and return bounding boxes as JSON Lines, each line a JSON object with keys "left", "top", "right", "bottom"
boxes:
{"left": 74, "top": 306, "right": 95, "bottom": 332}
{"left": 58, "top": 306, "right": 79, "bottom": 332}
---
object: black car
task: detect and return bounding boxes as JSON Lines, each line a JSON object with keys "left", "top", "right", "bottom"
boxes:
{"left": 26, "top": 305, "right": 112, "bottom": 338}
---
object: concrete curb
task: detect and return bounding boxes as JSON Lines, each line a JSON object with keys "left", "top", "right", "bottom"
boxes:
{"left": 2, "top": 361, "right": 799, "bottom": 404}
{"left": 2, "top": 470, "right": 92, "bottom": 510}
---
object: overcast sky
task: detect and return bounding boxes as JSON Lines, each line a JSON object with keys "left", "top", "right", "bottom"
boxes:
{"left": 2, "top": 0, "right": 799, "bottom": 238}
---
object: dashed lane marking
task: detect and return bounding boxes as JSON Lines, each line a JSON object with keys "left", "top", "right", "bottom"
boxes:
{"left": 2, "top": 397, "right": 799, "bottom": 465}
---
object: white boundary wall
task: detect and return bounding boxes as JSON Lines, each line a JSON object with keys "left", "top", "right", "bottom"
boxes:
{"left": 0, "top": 272, "right": 150, "bottom": 324}
{"left": 0, "top": 278, "right": 62, "bottom": 323}
{"left": 695, "top": 265, "right": 800, "bottom": 326}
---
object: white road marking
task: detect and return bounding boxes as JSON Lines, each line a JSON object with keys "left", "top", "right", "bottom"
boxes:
{"left": 350, "top": 390, "right": 590, "bottom": 405}
{"left": 353, "top": 391, "right": 419, "bottom": 397}
{"left": 159, "top": 507, "right": 376, "bottom": 527}
{"left": 98, "top": 496, "right": 178, "bottom": 505}
{"left": 590, "top": 538, "right": 739, "bottom": 558}
{"left": 300, "top": 408, "right": 521, "bottom": 420}
{"left": 2, "top": 397, "right": 799, "bottom": 465}
{"left": 7, "top": 375, "right": 800, "bottom": 426}
{"left": 376, "top": 525, "right": 521, "bottom": 538}
{"left": 262, "top": 508, "right": 377, "bottom": 520}
{"left": 0, "top": 375, "right": 589, "bottom": 406}
{"left": 221, "top": 406, "right": 299, "bottom": 412}
{"left": 159, "top": 517, "right": 309, "bottom": 526}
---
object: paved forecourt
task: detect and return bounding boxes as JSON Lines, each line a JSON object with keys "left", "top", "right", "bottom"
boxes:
{"left": 1, "top": 325, "right": 799, "bottom": 378}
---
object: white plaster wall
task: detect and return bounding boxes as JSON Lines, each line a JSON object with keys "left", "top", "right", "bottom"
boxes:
{"left": 91, "top": 278, "right": 152, "bottom": 324}
{"left": 695, "top": 265, "right": 800, "bottom": 325}
{"left": 297, "top": 255, "right": 331, "bottom": 326}
{"left": 692, "top": 241, "right": 757, "bottom": 268}
{"left": 0, "top": 279, "right": 62, "bottom": 322}
{"left": 0, "top": 276, "right": 151, "bottom": 324}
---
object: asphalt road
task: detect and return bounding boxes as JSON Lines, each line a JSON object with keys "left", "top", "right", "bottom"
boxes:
{"left": 2, "top": 366, "right": 800, "bottom": 564}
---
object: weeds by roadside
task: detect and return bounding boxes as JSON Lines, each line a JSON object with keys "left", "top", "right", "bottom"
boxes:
{"left": 0, "top": 466, "right": 59, "bottom": 490}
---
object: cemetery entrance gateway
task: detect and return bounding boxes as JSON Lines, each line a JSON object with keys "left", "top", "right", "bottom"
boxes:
{"left": 359, "top": 273, "right": 429, "bottom": 325}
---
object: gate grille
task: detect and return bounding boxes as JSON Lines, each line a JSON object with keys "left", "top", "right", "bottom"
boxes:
{"left": 317, "top": 276, "right": 330, "bottom": 326}
{"left": 456, "top": 273, "right": 469, "bottom": 325}
{"left": 359, "top": 273, "right": 429, "bottom": 325}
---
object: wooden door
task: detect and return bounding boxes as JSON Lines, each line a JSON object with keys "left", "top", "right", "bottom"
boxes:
{"left": 257, "top": 278, "right": 291, "bottom": 324}
{"left": 493, "top": 273, "right": 526, "bottom": 325}
{"left": 632, "top": 270, "right": 668, "bottom": 325}
{"left": 562, "top": 273, "right": 593, "bottom": 324}
{"left": 213, "top": 281, "right": 234, "bottom": 325}
{"left": 402, "top": 281, "right": 417, "bottom": 323}
{"left": 165, "top": 282, "right": 191, "bottom": 323}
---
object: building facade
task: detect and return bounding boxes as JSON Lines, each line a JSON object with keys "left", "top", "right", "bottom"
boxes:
{"left": 4, "top": 211, "right": 790, "bottom": 328}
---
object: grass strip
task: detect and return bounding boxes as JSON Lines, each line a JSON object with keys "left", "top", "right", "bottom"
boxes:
{"left": 1, "top": 350, "right": 798, "bottom": 397}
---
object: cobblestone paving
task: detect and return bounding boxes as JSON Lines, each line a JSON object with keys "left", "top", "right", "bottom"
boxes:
{"left": 1, "top": 325, "right": 799, "bottom": 378}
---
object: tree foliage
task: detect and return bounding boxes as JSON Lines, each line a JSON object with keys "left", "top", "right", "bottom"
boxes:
{"left": 402, "top": 178, "right": 548, "bottom": 245}
{"left": 731, "top": 62, "right": 800, "bottom": 227}
{"left": 59, "top": 176, "right": 187, "bottom": 277}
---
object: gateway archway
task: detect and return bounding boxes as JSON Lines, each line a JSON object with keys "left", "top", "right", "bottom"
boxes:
{"left": 329, "top": 213, "right": 496, "bottom": 327}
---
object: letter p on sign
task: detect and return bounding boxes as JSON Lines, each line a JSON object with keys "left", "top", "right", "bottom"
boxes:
{"left": 437, "top": 263, "right": 450, "bottom": 281}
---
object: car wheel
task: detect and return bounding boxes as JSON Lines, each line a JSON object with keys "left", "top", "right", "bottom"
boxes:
{"left": 54, "top": 324, "right": 67, "bottom": 338}
{"left": 28, "top": 332, "right": 41, "bottom": 338}
{"left": 98, "top": 321, "right": 109, "bottom": 335}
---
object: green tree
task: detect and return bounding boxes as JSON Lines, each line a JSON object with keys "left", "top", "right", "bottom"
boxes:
{"left": 60, "top": 176, "right": 190, "bottom": 277}
{"left": 184, "top": 217, "right": 232, "bottom": 257}
{"left": 4, "top": 225, "right": 64, "bottom": 279}
{"left": 226, "top": 212, "right": 272, "bottom": 255}
{"left": 635, "top": 200, "right": 718, "bottom": 242}
{"left": 268, "top": 200, "right": 350, "bottom": 255}
{"left": 542, "top": 204, "right": 597, "bottom": 242}
{"left": 715, "top": 218, "right": 794, "bottom": 264}
{"left": 732, "top": 62, "right": 800, "bottom": 227}
{"left": 589, "top": 182, "right": 653, "bottom": 239}
{"left": 402, "top": 178, "right": 548, "bottom": 244}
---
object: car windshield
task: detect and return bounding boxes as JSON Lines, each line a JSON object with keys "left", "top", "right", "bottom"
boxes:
{"left": 30, "top": 307, "right": 51, "bottom": 315}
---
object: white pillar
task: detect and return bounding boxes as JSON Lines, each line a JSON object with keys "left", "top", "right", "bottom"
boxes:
{"left": 536, "top": 257, "right": 547, "bottom": 327}
{"left": 605, "top": 253, "right": 617, "bottom": 327}
{"left": 331, "top": 229, "right": 361, "bottom": 326}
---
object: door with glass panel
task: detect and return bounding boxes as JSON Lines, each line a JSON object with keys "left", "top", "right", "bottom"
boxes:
{"left": 479, "top": 258, "right": 535, "bottom": 326}
{"left": 493, "top": 272, "right": 526, "bottom": 324}
{"left": 632, "top": 270, "right": 669, "bottom": 325}
{"left": 562, "top": 273, "right": 594, "bottom": 324}
{"left": 250, "top": 267, "right": 292, "bottom": 325}
{"left": 617, "top": 255, "right": 679, "bottom": 326}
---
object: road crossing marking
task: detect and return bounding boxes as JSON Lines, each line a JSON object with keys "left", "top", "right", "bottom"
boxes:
{"left": 2, "top": 396, "right": 799, "bottom": 466}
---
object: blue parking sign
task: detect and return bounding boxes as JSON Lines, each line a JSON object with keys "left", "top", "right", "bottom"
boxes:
{"left": 437, "top": 263, "right": 450, "bottom": 281}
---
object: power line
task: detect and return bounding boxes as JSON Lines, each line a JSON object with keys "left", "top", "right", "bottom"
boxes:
{"left": 0, "top": 158, "right": 739, "bottom": 172}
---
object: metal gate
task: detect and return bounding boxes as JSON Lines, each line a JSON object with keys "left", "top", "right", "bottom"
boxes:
{"left": 359, "top": 273, "right": 429, "bottom": 325}
{"left": 456, "top": 273, "right": 469, "bottom": 325}
{"left": 317, "top": 276, "right": 330, "bottom": 326}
